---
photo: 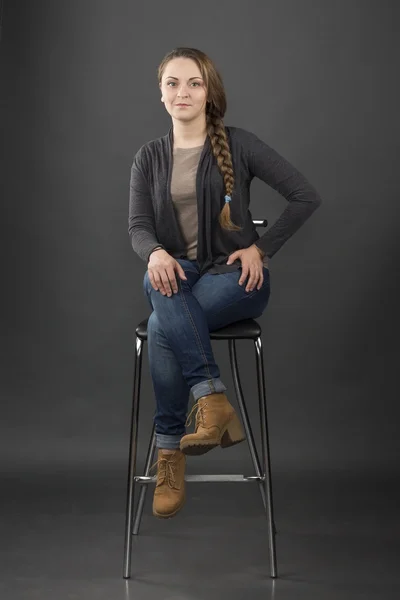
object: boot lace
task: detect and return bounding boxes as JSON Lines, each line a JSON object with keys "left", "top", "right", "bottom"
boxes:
{"left": 185, "top": 400, "right": 207, "bottom": 429}
{"left": 149, "top": 455, "right": 177, "bottom": 489}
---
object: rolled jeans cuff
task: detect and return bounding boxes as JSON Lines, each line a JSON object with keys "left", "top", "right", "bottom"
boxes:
{"left": 155, "top": 433, "right": 184, "bottom": 449}
{"left": 190, "top": 378, "right": 227, "bottom": 402}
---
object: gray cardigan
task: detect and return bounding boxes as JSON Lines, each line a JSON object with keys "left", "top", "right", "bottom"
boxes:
{"left": 128, "top": 125, "right": 322, "bottom": 275}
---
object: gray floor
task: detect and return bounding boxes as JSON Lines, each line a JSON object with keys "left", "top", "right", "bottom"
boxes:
{"left": 1, "top": 458, "right": 399, "bottom": 600}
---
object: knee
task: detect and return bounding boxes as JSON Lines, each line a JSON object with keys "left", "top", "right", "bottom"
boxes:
{"left": 143, "top": 270, "right": 151, "bottom": 295}
{"left": 147, "top": 310, "right": 161, "bottom": 333}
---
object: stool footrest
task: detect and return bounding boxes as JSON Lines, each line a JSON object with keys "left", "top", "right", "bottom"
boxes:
{"left": 134, "top": 474, "right": 264, "bottom": 483}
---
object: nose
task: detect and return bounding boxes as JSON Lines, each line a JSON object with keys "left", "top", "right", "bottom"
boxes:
{"left": 176, "top": 84, "right": 190, "bottom": 98}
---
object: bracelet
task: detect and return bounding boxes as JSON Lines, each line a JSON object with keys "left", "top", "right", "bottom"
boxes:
{"left": 148, "top": 246, "right": 163, "bottom": 262}
{"left": 254, "top": 245, "right": 266, "bottom": 259}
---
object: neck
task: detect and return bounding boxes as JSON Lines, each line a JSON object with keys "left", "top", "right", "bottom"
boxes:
{"left": 172, "top": 114, "right": 207, "bottom": 147}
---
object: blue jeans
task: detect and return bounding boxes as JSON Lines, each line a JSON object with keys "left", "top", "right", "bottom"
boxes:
{"left": 143, "top": 259, "right": 271, "bottom": 449}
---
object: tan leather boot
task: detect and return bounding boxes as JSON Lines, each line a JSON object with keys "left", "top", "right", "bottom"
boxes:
{"left": 150, "top": 448, "right": 186, "bottom": 518}
{"left": 179, "top": 392, "right": 246, "bottom": 455}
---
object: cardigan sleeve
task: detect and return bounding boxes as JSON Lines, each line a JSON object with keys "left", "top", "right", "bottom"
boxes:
{"left": 247, "top": 132, "right": 322, "bottom": 259}
{"left": 128, "top": 149, "right": 166, "bottom": 263}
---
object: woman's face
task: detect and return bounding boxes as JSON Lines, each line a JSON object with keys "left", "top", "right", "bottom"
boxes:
{"left": 160, "top": 57, "right": 208, "bottom": 122}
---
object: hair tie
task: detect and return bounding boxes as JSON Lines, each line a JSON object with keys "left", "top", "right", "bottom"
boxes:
{"left": 224, "top": 195, "right": 231, "bottom": 203}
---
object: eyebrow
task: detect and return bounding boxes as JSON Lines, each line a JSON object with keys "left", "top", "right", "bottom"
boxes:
{"left": 165, "top": 76, "right": 203, "bottom": 80}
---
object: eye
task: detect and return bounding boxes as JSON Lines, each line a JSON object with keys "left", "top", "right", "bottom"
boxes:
{"left": 166, "top": 81, "right": 201, "bottom": 87}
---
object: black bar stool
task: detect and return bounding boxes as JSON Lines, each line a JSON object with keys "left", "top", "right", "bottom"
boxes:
{"left": 123, "top": 219, "right": 277, "bottom": 579}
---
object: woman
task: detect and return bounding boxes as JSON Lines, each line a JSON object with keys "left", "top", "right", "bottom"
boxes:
{"left": 128, "top": 47, "right": 322, "bottom": 519}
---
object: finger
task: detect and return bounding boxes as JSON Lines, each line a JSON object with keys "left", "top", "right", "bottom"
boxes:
{"left": 166, "top": 270, "right": 177, "bottom": 296}
{"left": 245, "top": 269, "right": 257, "bottom": 292}
{"left": 149, "top": 270, "right": 161, "bottom": 292}
{"left": 148, "top": 272, "right": 157, "bottom": 291}
{"left": 167, "top": 269, "right": 179, "bottom": 294}
{"left": 161, "top": 274, "right": 173, "bottom": 296}
{"left": 238, "top": 268, "right": 249, "bottom": 286}
{"left": 246, "top": 268, "right": 260, "bottom": 292}
{"left": 170, "top": 269, "right": 180, "bottom": 293}
{"left": 153, "top": 269, "right": 167, "bottom": 295}
{"left": 153, "top": 272, "right": 165, "bottom": 294}
{"left": 257, "top": 272, "right": 264, "bottom": 290}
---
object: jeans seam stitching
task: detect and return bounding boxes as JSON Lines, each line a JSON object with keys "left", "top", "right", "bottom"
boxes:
{"left": 178, "top": 278, "right": 213, "bottom": 383}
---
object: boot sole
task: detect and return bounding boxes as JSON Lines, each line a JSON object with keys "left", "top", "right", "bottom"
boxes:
{"left": 181, "top": 436, "right": 246, "bottom": 455}
{"left": 153, "top": 491, "right": 186, "bottom": 519}
{"left": 180, "top": 441, "right": 219, "bottom": 456}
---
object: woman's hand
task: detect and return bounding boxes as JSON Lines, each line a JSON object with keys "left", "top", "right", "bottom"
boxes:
{"left": 226, "top": 244, "right": 267, "bottom": 292}
{"left": 148, "top": 249, "right": 187, "bottom": 296}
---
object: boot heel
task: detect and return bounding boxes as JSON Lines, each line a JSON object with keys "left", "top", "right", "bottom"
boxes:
{"left": 220, "top": 412, "right": 246, "bottom": 448}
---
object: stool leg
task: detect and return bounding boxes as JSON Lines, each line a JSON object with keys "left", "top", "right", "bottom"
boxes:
{"left": 132, "top": 424, "right": 156, "bottom": 535}
{"left": 228, "top": 339, "right": 268, "bottom": 512}
{"left": 123, "top": 336, "right": 144, "bottom": 579}
{"left": 254, "top": 336, "right": 278, "bottom": 578}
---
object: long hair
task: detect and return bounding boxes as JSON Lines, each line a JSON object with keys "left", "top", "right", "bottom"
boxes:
{"left": 157, "top": 47, "right": 242, "bottom": 232}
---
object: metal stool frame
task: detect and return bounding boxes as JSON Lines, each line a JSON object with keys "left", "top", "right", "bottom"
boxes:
{"left": 123, "top": 219, "right": 277, "bottom": 579}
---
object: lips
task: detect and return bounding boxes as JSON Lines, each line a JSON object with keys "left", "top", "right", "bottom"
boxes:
{"left": 176, "top": 104, "right": 189, "bottom": 106}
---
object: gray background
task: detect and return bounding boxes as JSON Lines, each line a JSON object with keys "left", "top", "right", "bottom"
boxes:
{"left": 0, "top": 1, "right": 399, "bottom": 599}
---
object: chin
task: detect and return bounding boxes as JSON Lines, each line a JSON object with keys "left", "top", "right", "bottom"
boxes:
{"left": 174, "top": 114, "right": 196, "bottom": 121}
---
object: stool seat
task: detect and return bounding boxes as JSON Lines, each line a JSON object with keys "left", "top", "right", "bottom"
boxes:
{"left": 136, "top": 317, "right": 262, "bottom": 341}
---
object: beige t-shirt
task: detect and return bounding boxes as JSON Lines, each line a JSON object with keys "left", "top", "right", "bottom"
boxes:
{"left": 170, "top": 145, "right": 269, "bottom": 268}
{"left": 170, "top": 145, "right": 202, "bottom": 261}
